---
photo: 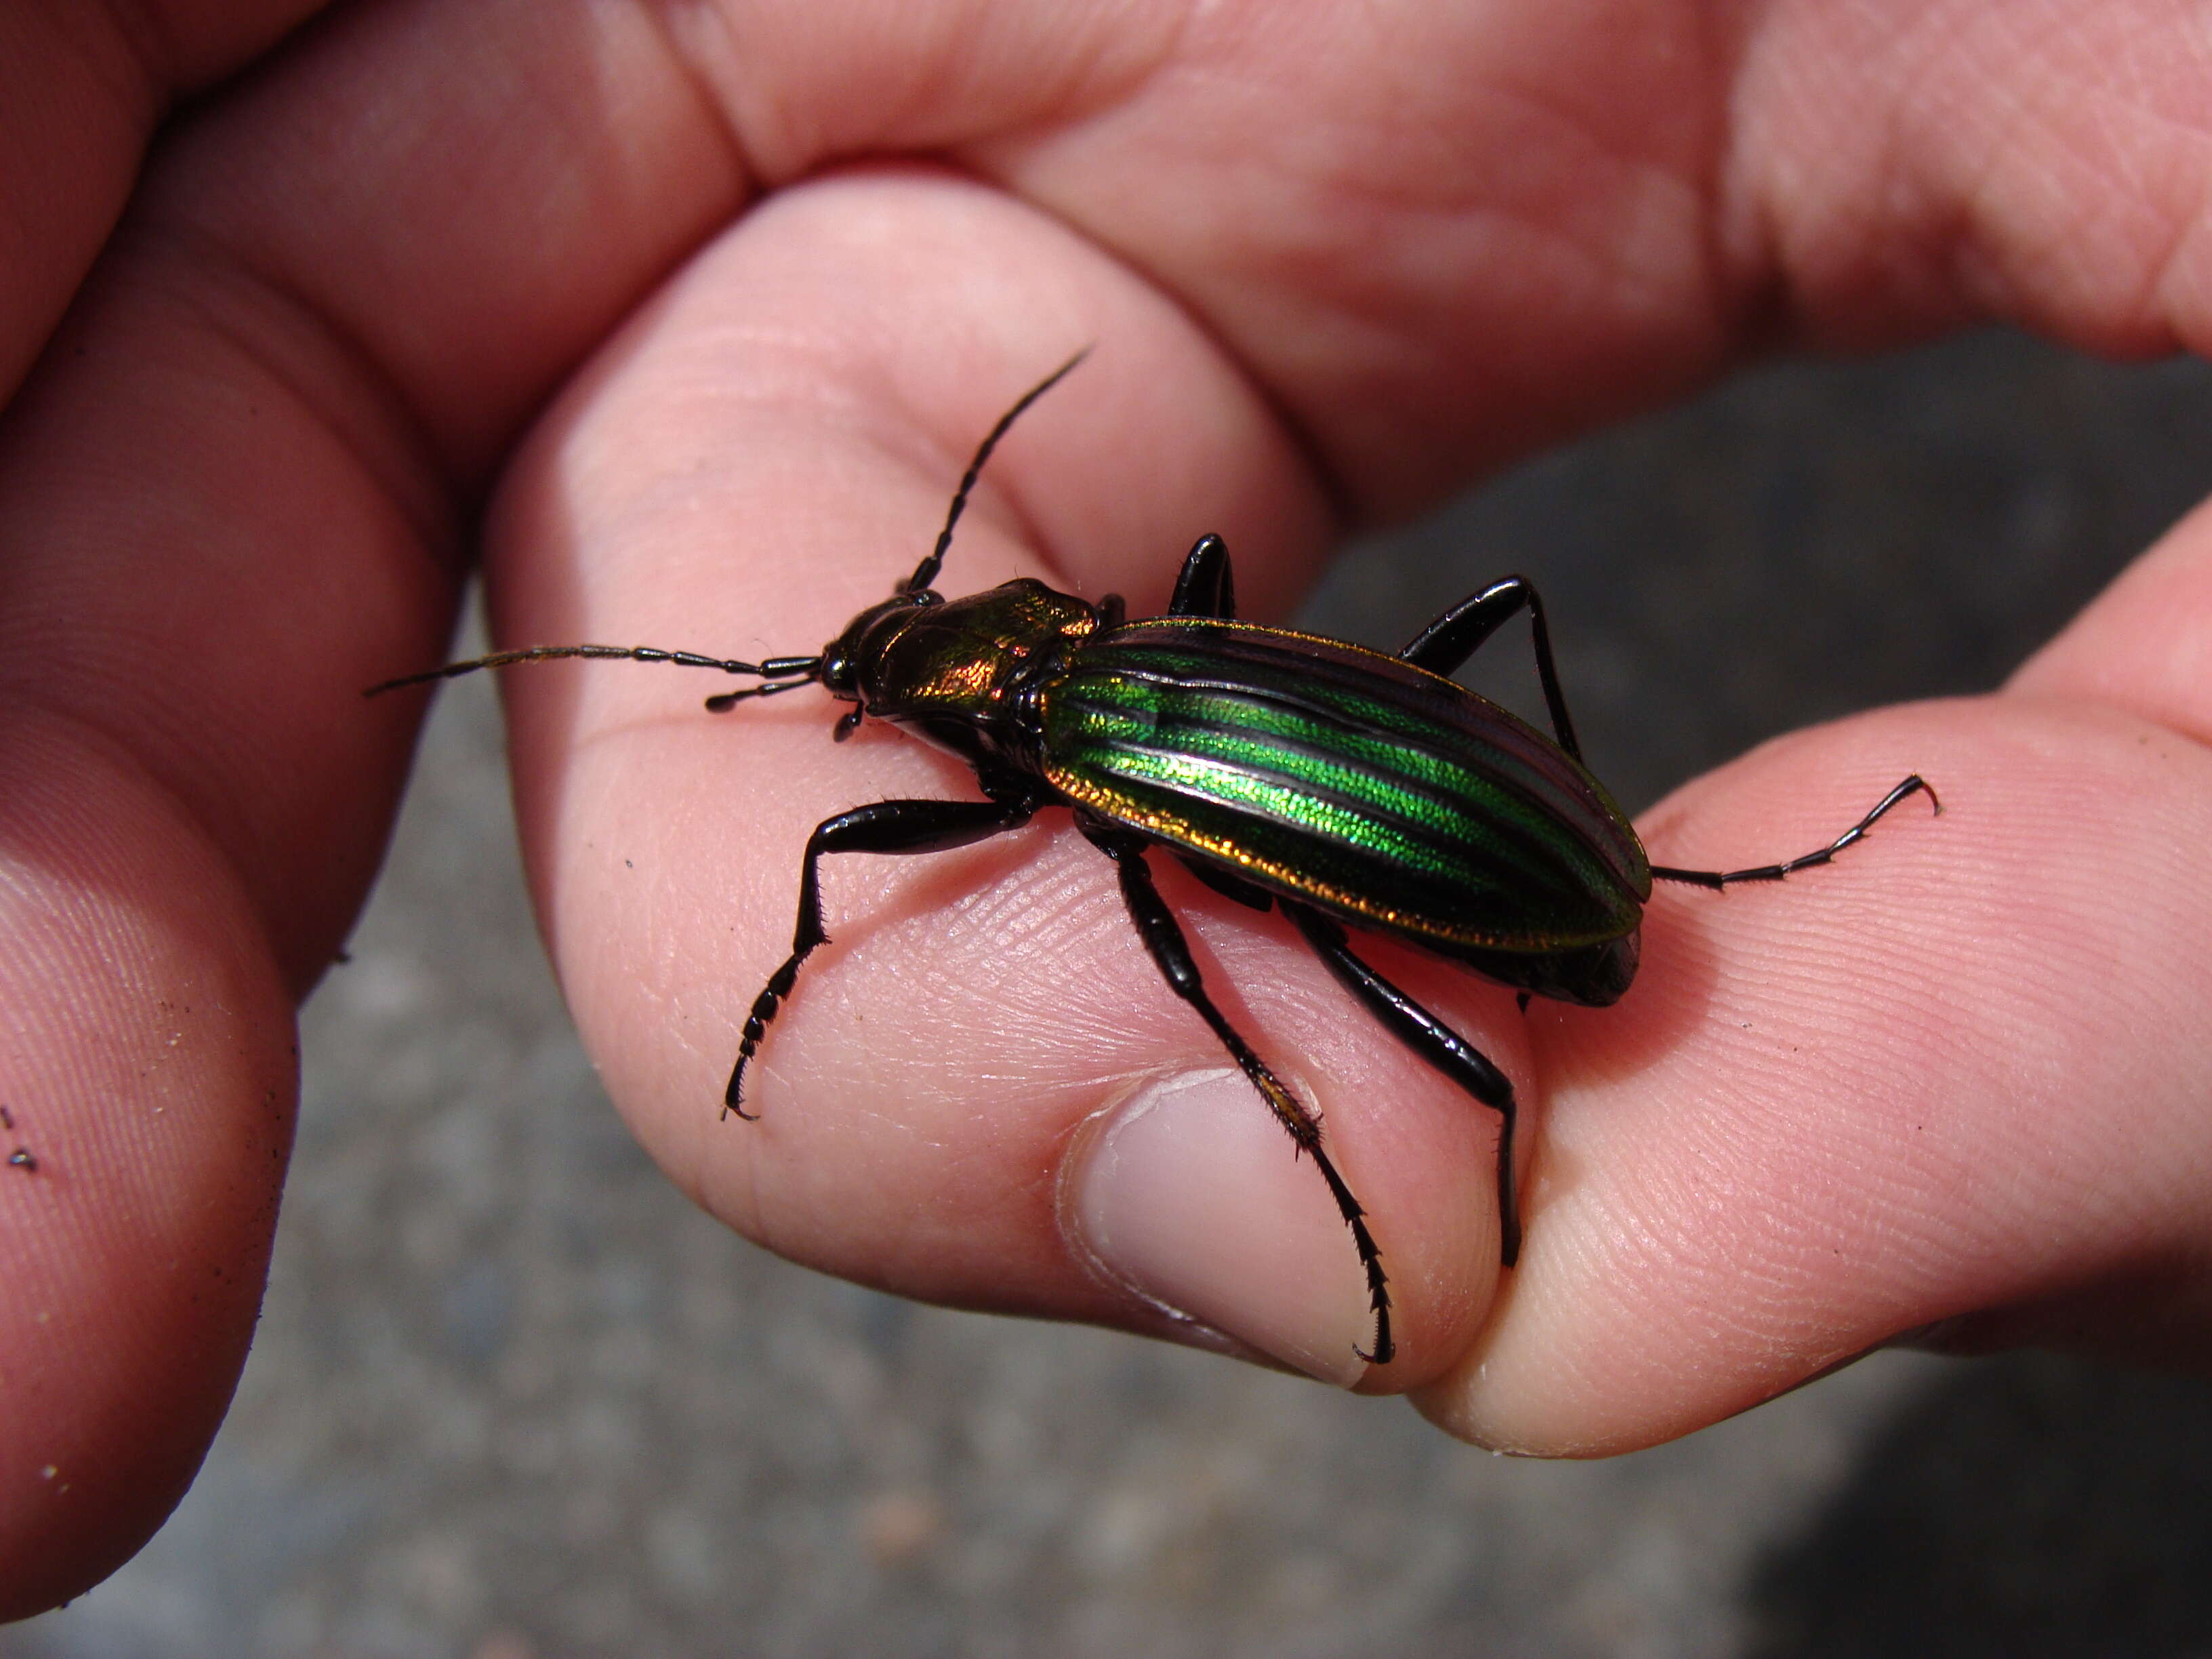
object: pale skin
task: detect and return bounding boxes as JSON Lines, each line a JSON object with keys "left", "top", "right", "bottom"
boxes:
{"left": 7, "top": 0, "right": 2212, "bottom": 1615}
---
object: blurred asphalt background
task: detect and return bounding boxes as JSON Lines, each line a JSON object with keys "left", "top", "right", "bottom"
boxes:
{"left": 12, "top": 331, "right": 2212, "bottom": 1656}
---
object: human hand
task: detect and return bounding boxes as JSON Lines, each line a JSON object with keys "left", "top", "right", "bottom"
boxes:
{"left": 9, "top": 0, "right": 2212, "bottom": 1616}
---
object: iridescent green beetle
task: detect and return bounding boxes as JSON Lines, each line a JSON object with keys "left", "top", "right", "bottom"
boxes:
{"left": 373, "top": 356, "right": 1936, "bottom": 1364}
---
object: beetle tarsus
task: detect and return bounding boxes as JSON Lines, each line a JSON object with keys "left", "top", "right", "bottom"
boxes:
{"left": 721, "top": 1055, "right": 759, "bottom": 1122}
{"left": 724, "top": 965, "right": 798, "bottom": 1116}
{"left": 1652, "top": 774, "right": 1939, "bottom": 889}
{"left": 1313, "top": 1151, "right": 1393, "bottom": 1367}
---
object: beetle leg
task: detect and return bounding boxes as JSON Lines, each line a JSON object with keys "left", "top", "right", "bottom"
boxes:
{"left": 1176, "top": 854, "right": 1275, "bottom": 912}
{"left": 726, "top": 795, "right": 1040, "bottom": 1118}
{"left": 1396, "top": 574, "right": 1583, "bottom": 763}
{"left": 1284, "top": 904, "right": 1524, "bottom": 1267}
{"left": 1081, "top": 830, "right": 1316, "bottom": 1143}
{"left": 1651, "top": 775, "right": 1940, "bottom": 889}
{"left": 1166, "top": 534, "right": 1237, "bottom": 619}
{"left": 1080, "top": 822, "right": 1393, "bottom": 1365}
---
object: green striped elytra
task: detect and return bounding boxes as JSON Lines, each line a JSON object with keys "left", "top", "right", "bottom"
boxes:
{"left": 371, "top": 356, "right": 1936, "bottom": 1366}
{"left": 1038, "top": 621, "right": 1651, "bottom": 971}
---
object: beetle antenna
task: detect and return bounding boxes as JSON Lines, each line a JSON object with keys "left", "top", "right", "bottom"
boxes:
{"left": 365, "top": 645, "right": 820, "bottom": 699}
{"left": 899, "top": 348, "right": 1090, "bottom": 596}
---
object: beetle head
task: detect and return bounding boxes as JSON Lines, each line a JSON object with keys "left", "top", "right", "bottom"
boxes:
{"left": 818, "top": 590, "right": 942, "bottom": 701}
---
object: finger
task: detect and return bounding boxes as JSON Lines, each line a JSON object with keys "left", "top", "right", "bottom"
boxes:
{"left": 0, "top": 720, "right": 294, "bottom": 1620}
{"left": 0, "top": 0, "right": 325, "bottom": 400}
{"left": 984, "top": 0, "right": 2212, "bottom": 513}
{"left": 0, "top": 0, "right": 777, "bottom": 1602}
{"left": 1414, "top": 695, "right": 2212, "bottom": 1452}
{"left": 1963, "top": 470, "right": 2212, "bottom": 1358}
{"left": 2012, "top": 492, "right": 2212, "bottom": 743}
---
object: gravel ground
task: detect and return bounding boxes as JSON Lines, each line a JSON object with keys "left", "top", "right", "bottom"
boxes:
{"left": 11, "top": 329, "right": 2212, "bottom": 1658}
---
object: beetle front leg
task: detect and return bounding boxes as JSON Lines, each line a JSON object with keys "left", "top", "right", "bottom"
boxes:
{"left": 726, "top": 795, "right": 1039, "bottom": 1117}
{"left": 1284, "top": 905, "right": 1524, "bottom": 1267}
{"left": 1396, "top": 574, "right": 1583, "bottom": 763}
{"left": 1078, "top": 821, "right": 1393, "bottom": 1364}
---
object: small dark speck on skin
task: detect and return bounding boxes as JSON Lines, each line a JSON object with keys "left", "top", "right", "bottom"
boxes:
{"left": 626, "top": 859, "right": 634, "bottom": 868}
{"left": 8, "top": 1149, "right": 37, "bottom": 1173}
{"left": 0, "top": 1105, "right": 12, "bottom": 1130}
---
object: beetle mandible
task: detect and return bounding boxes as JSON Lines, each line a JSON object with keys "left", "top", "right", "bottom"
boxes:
{"left": 371, "top": 354, "right": 1938, "bottom": 1366}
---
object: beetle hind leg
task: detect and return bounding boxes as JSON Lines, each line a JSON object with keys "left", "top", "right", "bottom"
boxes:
{"left": 1284, "top": 905, "right": 1524, "bottom": 1267}
{"left": 1080, "top": 822, "right": 1393, "bottom": 1366}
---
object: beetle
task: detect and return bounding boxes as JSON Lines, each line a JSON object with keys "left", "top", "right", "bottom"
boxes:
{"left": 371, "top": 354, "right": 1937, "bottom": 1365}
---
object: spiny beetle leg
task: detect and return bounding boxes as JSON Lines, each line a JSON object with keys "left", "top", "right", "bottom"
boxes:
{"left": 1396, "top": 574, "right": 1582, "bottom": 764}
{"left": 1078, "top": 820, "right": 1393, "bottom": 1366}
{"left": 1285, "top": 904, "right": 1523, "bottom": 1267}
{"left": 724, "top": 794, "right": 1040, "bottom": 1118}
{"left": 1167, "top": 534, "right": 1237, "bottom": 620}
{"left": 1651, "top": 775, "right": 1940, "bottom": 890}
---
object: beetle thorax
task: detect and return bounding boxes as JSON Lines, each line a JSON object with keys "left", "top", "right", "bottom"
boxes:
{"left": 823, "top": 578, "right": 1101, "bottom": 762}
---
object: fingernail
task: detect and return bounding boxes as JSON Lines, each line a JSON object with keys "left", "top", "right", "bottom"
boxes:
{"left": 1063, "top": 1069, "right": 1375, "bottom": 1387}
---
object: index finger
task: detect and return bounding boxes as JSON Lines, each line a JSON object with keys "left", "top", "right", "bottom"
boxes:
{"left": 0, "top": 0, "right": 754, "bottom": 1611}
